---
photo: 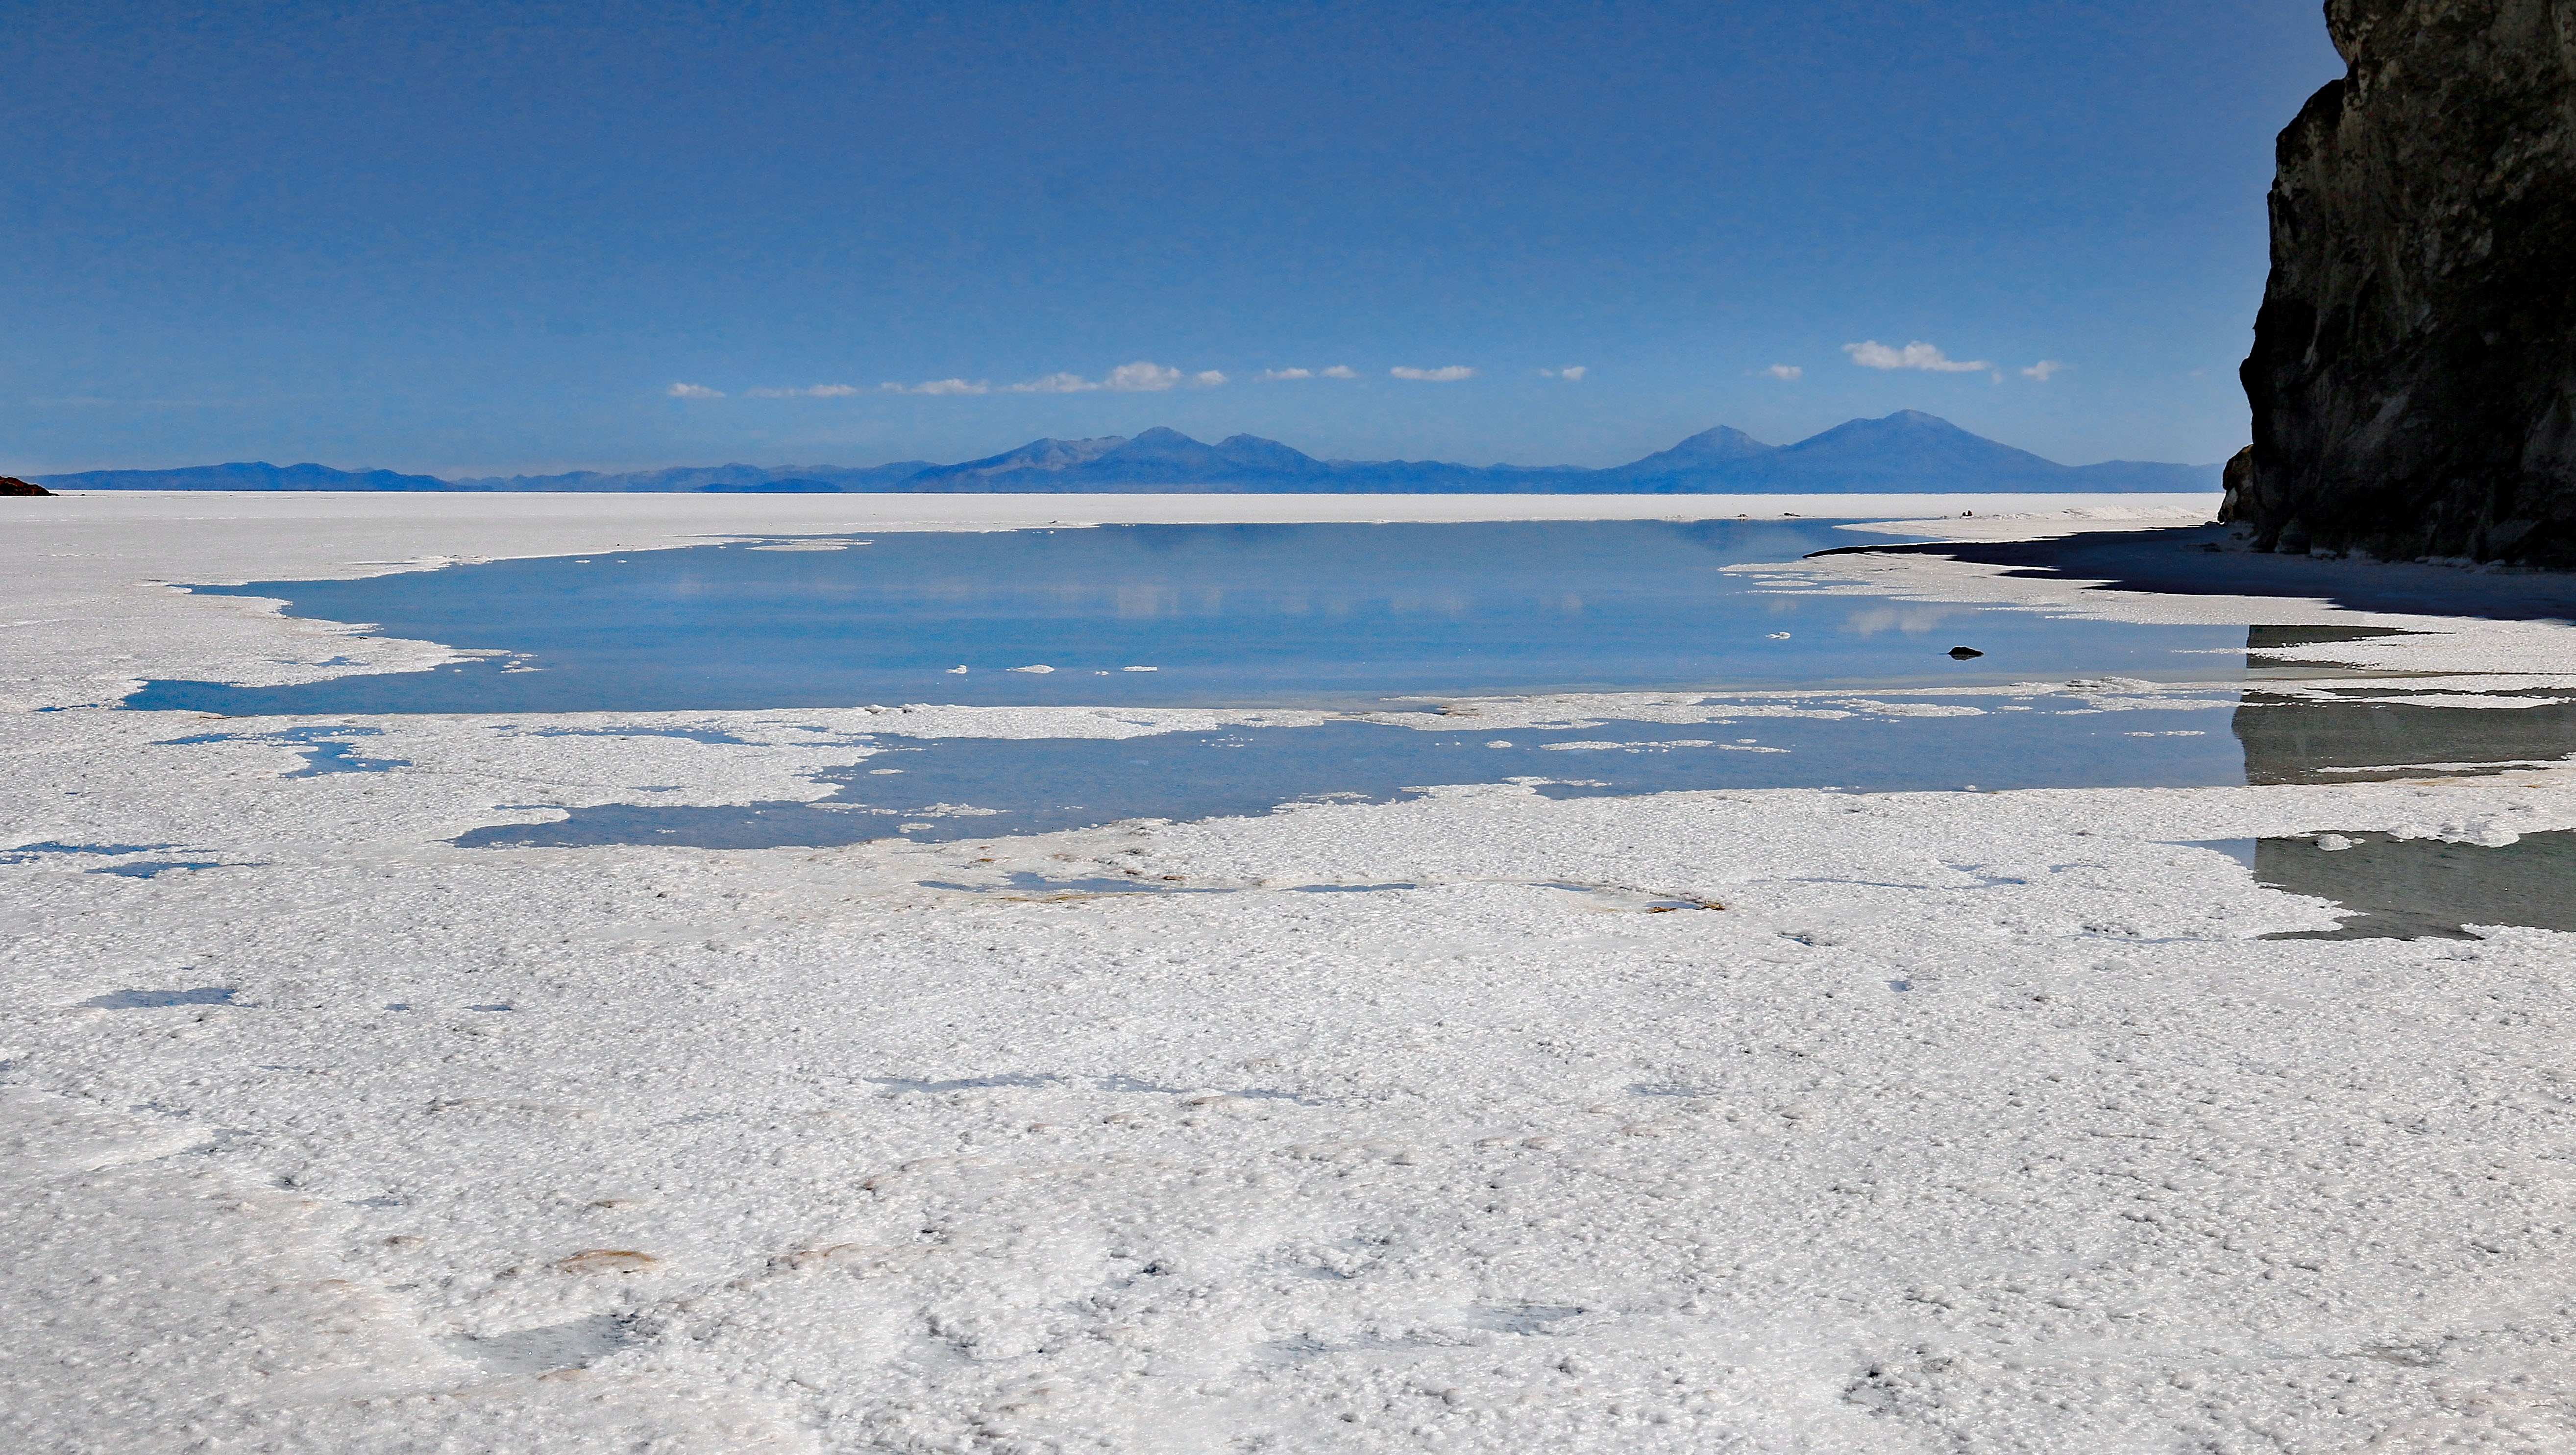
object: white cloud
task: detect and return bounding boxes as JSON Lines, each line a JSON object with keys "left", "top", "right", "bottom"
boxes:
{"left": 1765, "top": 364, "right": 1803, "bottom": 381}
{"left": 1842, "top": 340, "right": 1991, "bottom": 373}
{"left": 1004, "top": 372, "right": 1097, "bottom": 393}
{"left": 1105, "top": 361, "right": 1183, "bottom": 391}
{"left": 2021, "top": 359, "right": 2070, "bottom": 381}
{"left": 1539, "top": 365, "right": 1587, "bottom": 381}
{"left": 745, "top": 384, "right": 861, "bottom": 398}
{"left": 665, "top": 382, "right": 724, "bottom": 399}
{"left": 1319, "top": 365, "right": 1358, "bottom": 379}
{"left": 1258, "top": 367, "right": 1314, "bottom": 381}
{"left": 1390, "top": 365, "right": 1475, "bottom": 382}
{"left": 1003, "top": 361, "right": 1191, "bottom": 394}
{"left": 879, "top": 378, "right": 991, "bottom": 395}
{"left": 1187, "top": 370, "right": 1227, "bottom": 388}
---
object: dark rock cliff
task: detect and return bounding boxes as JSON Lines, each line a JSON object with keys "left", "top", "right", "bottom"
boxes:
{"left": 2236, "top": 0, "right": 2576, "bottom": 561}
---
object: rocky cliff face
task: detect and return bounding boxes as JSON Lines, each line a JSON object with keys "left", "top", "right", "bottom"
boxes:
{"left": 2236, "top": 0, "right": 2576, "bottom": 561}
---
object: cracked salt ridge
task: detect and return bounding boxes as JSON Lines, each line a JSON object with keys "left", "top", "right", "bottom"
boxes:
{"left": 866, "top": 1071, "right": 1330, "bottom": 1106}
{"left": 515, "top": 725, "right": 756, "bottom": 746}
{"left": 912, "top": 871, "right": 1406, "bottom": 897}
{"left": 913, "top": 871, "right": 1716, "bottom": 919}
{"left": 1261, "top": 1303, "right": 1589, "bottom": 1360}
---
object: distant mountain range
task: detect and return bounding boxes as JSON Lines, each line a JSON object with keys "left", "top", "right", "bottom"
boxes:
{"left": 33, "top": 412, "right": 2222, "bottom": 495}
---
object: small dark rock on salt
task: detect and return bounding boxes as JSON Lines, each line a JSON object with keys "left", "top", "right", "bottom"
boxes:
{"left": 0, "top": 476, "right": 52, "bottom": 496}
{"left": 1947, "top": 646, "right": 1984, "bottom": 659}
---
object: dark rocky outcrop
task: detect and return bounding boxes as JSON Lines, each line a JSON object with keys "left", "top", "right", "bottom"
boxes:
{"left": 2215, "top": 445, "right": 2255, "bottom": 523}
{"left": 2236, "top": 0, "right": 2576, "bottom": 562}
{"left": 0, "top": 475, "right": 51, "bottom": 496}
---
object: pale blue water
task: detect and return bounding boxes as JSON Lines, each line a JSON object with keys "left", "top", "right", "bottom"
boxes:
{"left": 0, "top": 842, "right": 175, "bottom": 863}
{"left": 128, "top": 521, "right": 2246, "bottom": 714}
{"left": 156, "top": 725, "right": 410, "bottom": 776}
{"left": 100, "top": 519, "right": 2283, "bottom": 850}
{"left": 79, "top": 520, "right": 2572, "bottom": 939}
{"left": 0, "top": 843, "right": 240, "bottom": 878}
{"left": 455, "top": 702, "right": 2244, "bottom": 849}
{"left": 78, "top": 987, "right": 237, "bottom": 1009}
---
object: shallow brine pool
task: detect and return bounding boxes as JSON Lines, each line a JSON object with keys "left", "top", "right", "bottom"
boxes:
{"left": 129, "top": 520, "right": 2247, "bottom": 713}
{"left": 82, "top": 518, "right": 2576, "bottom": 935}
{"left": 454, "top": 701, "right": 2245, "bottom": 849}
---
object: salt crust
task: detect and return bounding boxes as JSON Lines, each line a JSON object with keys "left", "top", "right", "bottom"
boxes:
{"left": 11, "top": 493, "right": 2576, "bottom": 1452}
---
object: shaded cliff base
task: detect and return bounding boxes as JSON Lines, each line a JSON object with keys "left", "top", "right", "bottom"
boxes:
{"left": 2206, "top": 443, "right": 2574, "bottom": 566}
{"left": 1810, "top": 517, "right": 2576, "bottom": 629}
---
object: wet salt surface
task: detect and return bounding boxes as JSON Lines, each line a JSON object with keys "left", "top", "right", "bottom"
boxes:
{"left": 0, "top": 841, "right": 176, "bottom": 864}
{"left": 2234, "top": 687, "right": 2576, "bottom": 784}
{"left": 2190, "top": 679, "right": 2576, "bottom": 937}
{"left": 425, "top": 675, "right": 2576, "bottom": 936}
{"left": 76, "top": 987, "right": 237, "bottom": 1009}
{"left": 155, "top": 724, "right": 410, "bottom": 776}
{"left": 92, "top": 515, "right": 2576, "bottom": 946}
{"left": 33, "top": 505, "right": 2576, "bottom": 1451}
{"left": 450, "top": 1314, "right": 638, "bottom": 1377}
{"left": 2, "top": 842, "right": 245, "bottom": 877}
{"left": 127, "top": 521, "right": 2249, "bottom": 713}
{"left": 2209, "top": 829, "right": 2576, "bottom": 940}
{"left": 453, "top": 704, "right": 2249, "bottom": 850}
{"left": 83, "top": 861, "right": 234, "bottom": 879}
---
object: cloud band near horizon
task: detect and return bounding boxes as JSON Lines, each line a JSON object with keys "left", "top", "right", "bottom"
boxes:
{"left": 1842, "top": 340, "right": 1990, "bottom": 373}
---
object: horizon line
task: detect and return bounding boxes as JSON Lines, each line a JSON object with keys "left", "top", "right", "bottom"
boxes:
{"left": 27, "top": 410, "right": 2242, "bottom": 481}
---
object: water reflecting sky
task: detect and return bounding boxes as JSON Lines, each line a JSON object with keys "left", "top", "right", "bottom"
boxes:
{"left": 109, "top": 521, "right": 2576, "bottom": 939}
{"left": 131, "top": 521, "right": 2247, "bottom": 713}
{"left": 456, "top": 704, "right": 2248, "bottom": 849}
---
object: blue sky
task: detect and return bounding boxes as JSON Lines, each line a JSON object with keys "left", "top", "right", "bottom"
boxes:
{"left": 4, "top": 0, "right": 2343, "bottom": 475}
